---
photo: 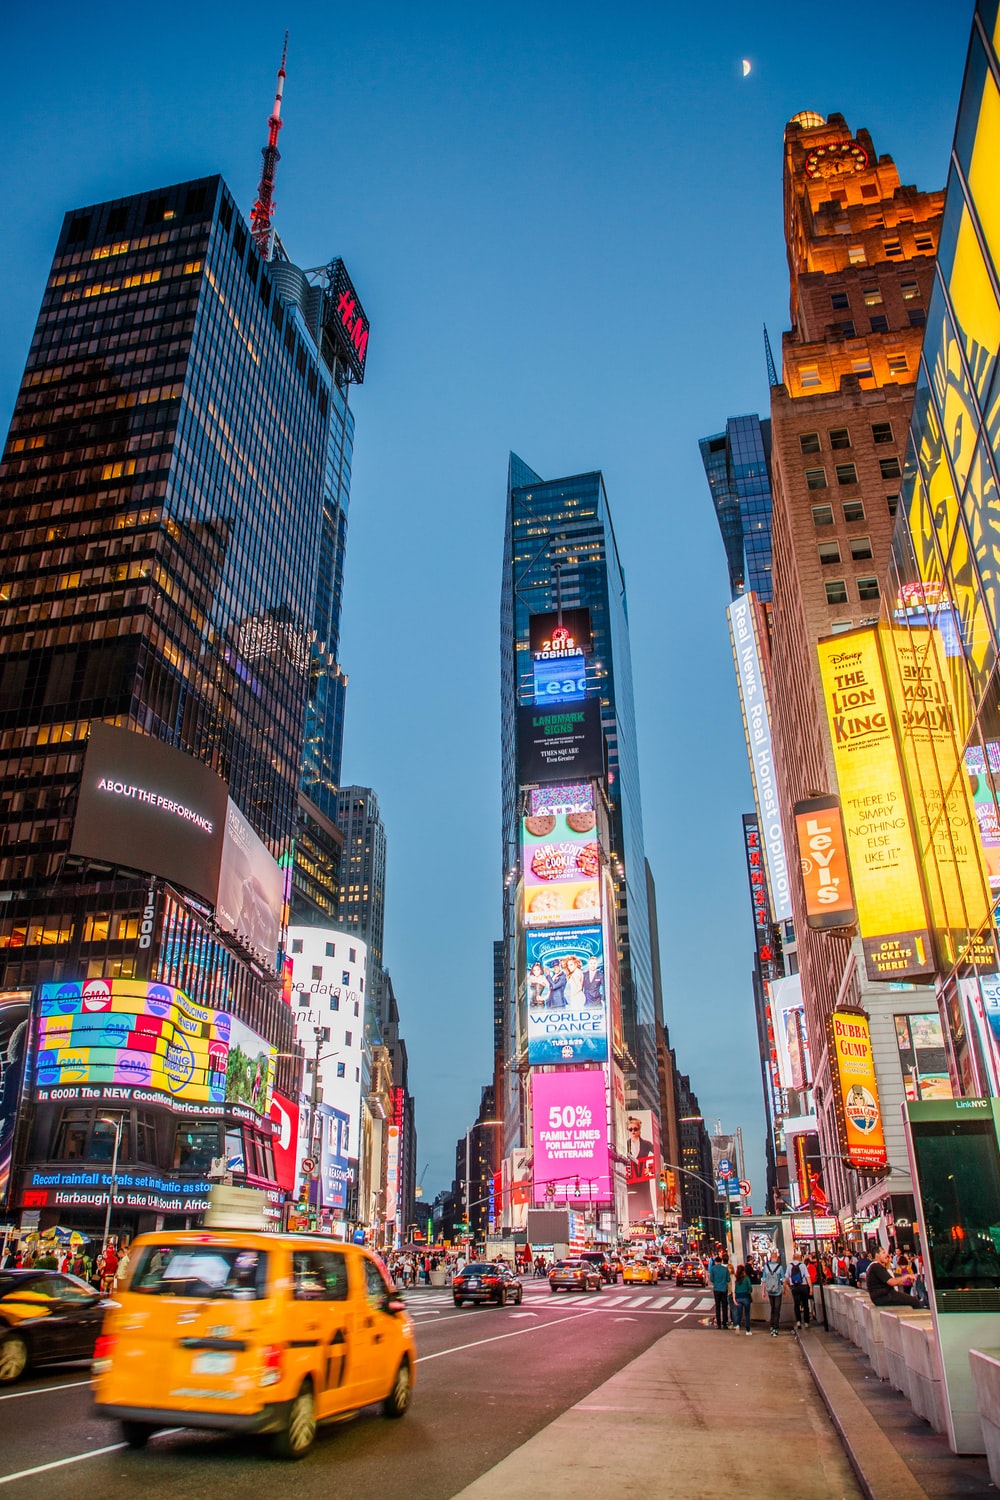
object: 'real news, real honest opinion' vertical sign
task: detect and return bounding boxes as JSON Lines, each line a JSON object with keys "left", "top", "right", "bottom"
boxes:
{"left": 728, "top": 596, "right": 792, "bottom": 922}
{"left": 817, "top": 629, "right": 935, "bottom": 982}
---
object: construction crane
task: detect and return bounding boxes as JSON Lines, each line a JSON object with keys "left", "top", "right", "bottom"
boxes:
{"left": 414, "top": 1163, "right": 429, "bottom": 1200}
{"left": 250, "top": 33, "right": 288, "bottom": 261}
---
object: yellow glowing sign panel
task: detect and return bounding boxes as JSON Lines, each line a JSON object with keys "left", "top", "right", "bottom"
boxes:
{"left": 817, "top": 631, "right": 934, "bottom": 979}
{"left": 829, "top": 1010, "right": 887, "bottom": 1171}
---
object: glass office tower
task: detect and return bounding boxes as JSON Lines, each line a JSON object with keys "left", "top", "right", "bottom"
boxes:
{"left": 498, "top": 455, "right": 661, "bottom": 1151}
{"left": 699, "top": 414, "right": 775, "bottom": 603}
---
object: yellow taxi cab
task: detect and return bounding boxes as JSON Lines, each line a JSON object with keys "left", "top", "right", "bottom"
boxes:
{"left": 92, "top": 1205, "right": 416, "bottom": 1460}
{"left": 621, "top": 1259, "right": 655, "bottom": 1285}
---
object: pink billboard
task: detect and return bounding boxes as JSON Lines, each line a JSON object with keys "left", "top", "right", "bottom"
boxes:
{"left": 532, "top": 1069, "right": 611, "bottom": 1203}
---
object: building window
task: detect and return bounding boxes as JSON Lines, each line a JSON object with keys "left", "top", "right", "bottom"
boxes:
{"left": 826, "top": 580, "right": 849, "bottom": 605}
{"left": 298, "top": 992, "right": 309, "bottom": 1007}
{"left": 51, "top": 1109, "right": 90, "bottom": 1161}
{"left": 136, "top": 1111, "right": 157, "bottom": 1162}
{"left": 862, "top": 286, "right": 883, "bottom": 306}
{"left": 883, "top": 237, "right": 903, "bottom": 257}
{"left": 312, "top": 965, "right": 323, "bottom": 981}
{"left": 830, "top": 619, "right": 854, "bottom": 633}
{"left": 886, "top": 493, "right": 900, "bottom": 516}
{"left": 799, "top": 432, "right": 821, "bottom": 454}
{"left": 914, "top": 233, "right": 934, "bottom": 252}
{"left": 880, "top": 457, "right": 902, "bottom": 479}
{"left": 908, "top": 309, "right": 926, "bottom": 328}
{"left": 850, "top": 536, "right": 873, "bottom": 560}
{"left": 818, "top": 541, "right": 842, "bottom": 565}
{"left": 291, "top": 939, "right": 303, "bottom": 954}
{"left": 887, "top": 353, "right": 909, "bottom": 375}
{"left": 871, "top": 422, "right": 893, "bottom": 444}
{"left": 812, "top": 505, "right": 835, "bottom": 527}
{"left": 342, "top": 970, "right": 350, "bottom": 985}
{"left": 848, "top": 246, "right": 866, "bottom": 265}
{"left": 901, "top": 280, "right": 920, "bottom": 301}
{"left": 869, "top": 315, "right": 889, "bottom": 333}
{"left": 839, "top": 321, "right": 856, "bottom": 338}
{"left": 325, "top": 942, "right": 335, "bottom": 957}
{"left": 843, "top": 500, "right": 865, "bottom": 522}
{"left": 852, "top": 357, "right": 873, "bottom": 378}
{"left": 805, "top": 468, "right": 828, "bottom": 490}
{"left": 829, "top": 428, "right": 851, "bottom": 450}
{"left": 337, "top": 1062, "right": 346, "bottom": 1078}
{"left": 174, "top": 1124, "right": 221, "bottom": 1174}
{"left": 345, "top": 1031, "right": 352, "bottom": 1047}
{"left": 348, "top": 948, "right": 356, "bottom": 963}
{"left": 836, "top": 463, "right": 858, "bottom": 485}
{"left": 857, "top": 576, "right": 881, "bottom": 601}
{"left": 830, "top": 292, "right": 850, "bottom": 310}
{"left": 800, "top": 367, "right": 821, "bottom": 389}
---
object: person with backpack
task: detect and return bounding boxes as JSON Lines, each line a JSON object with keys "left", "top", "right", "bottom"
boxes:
{"left": 833, "top": 1249, "right": 850, "bottom": 1285}
{"left": 733, "top": 1264, "right": 753, "bottom": 1335}
{"left": 786, "top": 1250, "right": 811, "bottom": 1328}
{"left": 709, "top": 1252, "right": 733, "bottom": 1329}
{"left": 761, "top": 1252, "right": 786, "bottom": 1337}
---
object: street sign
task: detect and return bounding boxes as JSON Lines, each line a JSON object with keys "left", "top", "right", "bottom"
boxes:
{"left": 739, "top": 1178, "right": 751, "bottom": 1197}
{"left": 719, "top": 1159, "right": 733, "bottom": 1177}
{"left": 302, "top": 1156, "right": 317, "bottom": 1175}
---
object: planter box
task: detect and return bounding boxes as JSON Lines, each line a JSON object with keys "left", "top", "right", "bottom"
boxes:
{"left": 900, "top": 1315, "right": 945, "bottom": 1433}
{"left": 970, "top": 1349, "right": 1000, "bottom": 1483}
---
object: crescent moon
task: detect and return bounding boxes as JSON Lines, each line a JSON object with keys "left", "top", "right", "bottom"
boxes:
{"left": 742, "top": 59, "right": 752, "bottom": 77}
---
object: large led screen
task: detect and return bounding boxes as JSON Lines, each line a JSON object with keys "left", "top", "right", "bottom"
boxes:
{"left": 70, "top": 722, "right": 228, "bottom": 905}
{"left": 624, "top": 1107, "right": 661, "bottom": 1225}
{"left": 0, "top": 992, "right": 30, "bottom": 1211}
{"left": 529, "top": 609, "right": 593, "bottom": 658}
{"left": 33, "top": 978, "right": 272, "bottom": 1117}
{"left": 529, "top": 783, "right": 594, "bottom": 818}
{"left": 517, "top": 700, "right": 604, "bottom": 785}
{"left": 533, "top": 653, "right": 587, "bottom": 706}
{"left": 531, "top": 1069, "right": 610, "bottom": 1203}
{"left": 521, "top": 810, "right": 601, "bottom": 928}
{"left": 216, "top": 798, "right": 284, "bottom": 968}
{"left": 525, "top": 925, "right": 608, "bottom": 1065}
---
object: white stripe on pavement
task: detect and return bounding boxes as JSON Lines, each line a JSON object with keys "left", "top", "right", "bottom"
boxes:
{"left": 626, "top": 1295, "right": 651, "bottom": 1307}
{"left": 598, "top": 1294, "right": 628, "bottom": 1306}
{"left": 0, "top": 1430, "right": 181, "bottom": 1487}
{"left": 672, "top": 1296, "right": 694, "bottom": 1309}
{"left": 0, "top": 1377, "right": 92, "bottom": 1402}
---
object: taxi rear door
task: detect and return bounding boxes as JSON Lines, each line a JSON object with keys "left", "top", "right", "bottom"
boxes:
{"left": 288, "top": 1248, "right": 358, "bottom": 1418}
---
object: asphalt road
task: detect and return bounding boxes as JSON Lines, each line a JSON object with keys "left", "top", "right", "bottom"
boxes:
{"left": 0, "top": 1281, "right": 713, "bottom": 1497}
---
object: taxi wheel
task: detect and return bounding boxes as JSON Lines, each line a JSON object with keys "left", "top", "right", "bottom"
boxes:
{"left": 121, "top": 1421, "right": 156, "bottom": 1449}
{"left": 272, "top": 1380, "right": 316, "bottom": 1460}
{"left": 0, "top": 1334, "right": 28, "bottom": 1384}
{"left": 382, "top": 1358, "right": 411, "bottom": 1419}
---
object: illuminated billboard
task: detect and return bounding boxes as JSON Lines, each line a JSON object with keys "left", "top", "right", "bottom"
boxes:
{"left": 530, "top": 783, "right": 594, "bottom": 818}
{"left": 525, "top": 925, "right": 608, "bottom": 1065}
{"left": 269, "top": 1091, "right": 300, "bottom": 1194}
{"left": 517, "top": 701, "right": 604, "bottom": 785}
{"left": 533, "top": 653, "right": 587, "bottom": 706}
{"left": 828, "top": 1010, "right": 888, "bottom": 1171}
{"left": 0, "top": 992, "right": 30, "bottom": 1211}
{"left": 529, "top": 609, "right": 593, "bottom": 658}
{"left": 216, "top": 798, "right": 284, "bottom": 968}
{"left": 793, "top": 794, "right": 857, "bottom": 930}
{"left": 531, "top": 1069, "right": 610, "bottom": 1203}
{"left": 769, "top": 974, "right": 810, "bottom": 1094}
{"left": 894, "top": 1013, "right": 952, "bottom": 1101}
{"left": 729, "top": 596, "right": 792, "bottom": 922}
{"left": 33, "top": 978, "right": 272, "bottom": 1118}
{"left": 624, "top": 1108, "right": 661, "bottom": 1225}
{"left": 817, "top": 631, "right": 934, "bottom": 980}
{"left": 965, "top": 742, "right": 1000, "bottom": 893}
{"left": 521, "top": 810, "right": 601, "bottom": 928}
{"left": 70, "top": 722, "right": 228, "bottom": 905}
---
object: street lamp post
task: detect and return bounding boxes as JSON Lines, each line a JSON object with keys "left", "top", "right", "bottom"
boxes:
{"left": 98, "top": 1114, "right": 124, "bottom": 1257}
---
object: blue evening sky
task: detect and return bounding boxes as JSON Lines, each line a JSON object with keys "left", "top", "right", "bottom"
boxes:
{"left": 3, "top": 1, "right": 971, "bottom": 1205}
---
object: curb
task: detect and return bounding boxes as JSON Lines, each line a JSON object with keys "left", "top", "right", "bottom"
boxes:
{"left": 796, "top": 1328, "right": 928, "bottom": 1500}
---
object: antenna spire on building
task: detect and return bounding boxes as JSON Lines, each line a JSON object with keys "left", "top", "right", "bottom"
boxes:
{"left": 250, "top": 33, "right": 288, "bottom": 261}
{"left": 763, "top": 324, "right": 779, "bottom": 388}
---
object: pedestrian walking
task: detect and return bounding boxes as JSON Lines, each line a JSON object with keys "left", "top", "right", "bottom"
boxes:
{"left": 733, "top": 1264, "right": 753, "bottom": 1335}
{"left": 709, "top": 1252, "right": 732, "bottom": 1329}
{"left": 786, "top": 1250, "right": 811, "bottom": 1329}
{"left": 761, "top": 1252, "right": 785, "bottom": 1337}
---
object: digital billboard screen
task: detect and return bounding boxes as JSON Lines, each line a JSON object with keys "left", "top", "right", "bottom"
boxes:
{"left": 521, "top": 810, "right": 600, "bottom": 928}
{"left": 531, "top": 1069, "right": 610, "bottom": 1203}
{"left": 517, "top": 700, "right": 604, "bottom": 785}
{"left": 828, "top": 1009, "right": 888, "bottom": 1171}
{"left": 33, "top": 978, "right": 273, "bottom": 1118}
{"left": 0, "top": 992, "right": 30, "bottom": 1211}
{"left": 624, "top": 1107, "right": 661, "bottom": 1225}
{"left": 533, "top": 654, "right": 587, "bottom": 706}
{"left": 793, "top": 795, "right": 857, "bottom": 930}
{"left": 525, "top": 925, "right": 608, "bottom": 1065}
{"left": 70, "top": 722, "right": 228, "bottom": 905}
{"left": 529, "top": 609, "right": 593, "bottom": 658}
{"left": 216, "top": 798, "right": 284, "bottom": 968}
{"left": 529, "top": 783, "right": 594, "bottom": 818}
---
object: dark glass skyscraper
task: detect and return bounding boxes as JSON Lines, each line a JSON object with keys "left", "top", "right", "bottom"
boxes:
{"left": 699, "top": 414, "right": 775, "bottom": 602}
{"left": 498, "top": 456, "right": 661, "bottom": 1151}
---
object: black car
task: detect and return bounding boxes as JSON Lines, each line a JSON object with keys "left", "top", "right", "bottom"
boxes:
{"left": 0, "top": 1271, "right": 109, "bottom": 1384}
{"left": 453, "top": 1262, "right": 523, "bottom": 1307}
{"left": 578, "top": 1250, "right": 617, "bottom": 1284}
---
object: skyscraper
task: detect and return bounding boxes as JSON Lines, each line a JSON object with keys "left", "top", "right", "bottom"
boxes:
{"left": 335, "top": 785, "right": 388, "bottom": 981}
{"left": 699, "top": 414, "right": 775, "bottom": 603}
{"left": 498, "top": 456, "right": 661, "bottom": 1219}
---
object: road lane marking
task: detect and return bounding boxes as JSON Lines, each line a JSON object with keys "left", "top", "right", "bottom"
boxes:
{"left": 0, "top": 1377, "right": 93, "bottom": 1402}
{"left": 418, "top": 1307, "right": 598, "bottom": 1361}
{"left": 627, "top": 1296, "right": 651, "bottom": 1307}
{"left": 673, "top": 1296, "right": 694, "bottom": 1309}
{"left": 649, "top": 1296, "right": 672, "bottom": 1308}
{"left": 599, "top": 1295, "right": 628, "bottom": 1306}
{"left": 0, "top": 1430, "right": 181, "bottom": 1487}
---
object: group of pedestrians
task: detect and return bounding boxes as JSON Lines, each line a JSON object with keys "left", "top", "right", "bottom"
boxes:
{"left": 1, "top": 1235, "right": 130, "bottom": 1293}
{"left": 707, "top": 1242, "right": 925, "bottom": 1336}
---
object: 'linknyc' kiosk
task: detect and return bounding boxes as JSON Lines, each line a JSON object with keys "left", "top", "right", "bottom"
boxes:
{"left": 904, "top": 1098, "right": 1000, "bottom": 1451}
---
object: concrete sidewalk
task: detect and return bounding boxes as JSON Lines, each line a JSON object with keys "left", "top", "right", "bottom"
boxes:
{"left": 452, "top": 1325, "right": 861, "bottom": 1500}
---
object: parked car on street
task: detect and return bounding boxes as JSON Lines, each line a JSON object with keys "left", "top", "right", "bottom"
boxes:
{"left": 549, "top": 1259, "right": 603, "bottom": 1293}
{"left": 0, "top": 1270, "right": 109, "bottom": 1385}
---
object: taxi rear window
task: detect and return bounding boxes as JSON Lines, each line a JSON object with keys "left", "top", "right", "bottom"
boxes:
{"left": 129, "top": 1245, "right": 267, "bottom": 1299}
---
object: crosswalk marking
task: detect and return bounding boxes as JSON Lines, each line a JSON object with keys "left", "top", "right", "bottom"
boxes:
{"left": 627, "top": 1295, "right": 651, "bottom": 1307}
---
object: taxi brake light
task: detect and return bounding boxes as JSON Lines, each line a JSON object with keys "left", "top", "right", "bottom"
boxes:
{"left": 260, "top": 1343, "right": 284, "bottom": 1387}
{"left": 92, "top": 1333, "right": 117, "bottom": 1374}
